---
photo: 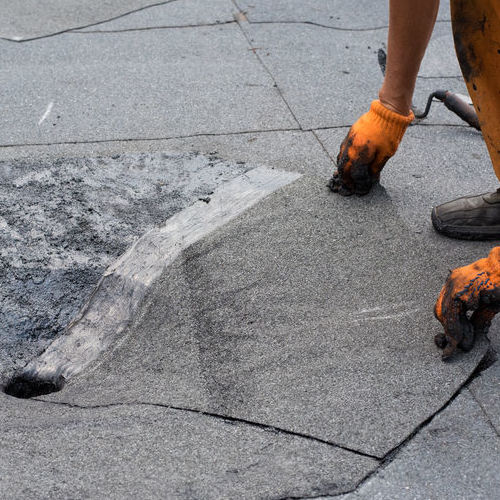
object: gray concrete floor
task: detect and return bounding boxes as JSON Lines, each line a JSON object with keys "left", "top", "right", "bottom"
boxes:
{"left": 1, "top": 1, "right": 499, "bottom": 499}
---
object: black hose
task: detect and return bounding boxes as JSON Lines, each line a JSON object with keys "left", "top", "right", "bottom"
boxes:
{"left": 414, "top": 90, "right": 480, "bottom": 130}
{"left": 414, "top": 90, "right": 448, "bottom": 119}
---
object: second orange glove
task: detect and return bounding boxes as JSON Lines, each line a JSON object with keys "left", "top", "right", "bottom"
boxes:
{"left": 435, "top": 246, "right": 500, "bottom": 359}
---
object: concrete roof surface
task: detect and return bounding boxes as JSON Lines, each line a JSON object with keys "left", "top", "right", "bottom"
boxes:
{"left": 1, "top": 1, "right": 498, "bottom": 499}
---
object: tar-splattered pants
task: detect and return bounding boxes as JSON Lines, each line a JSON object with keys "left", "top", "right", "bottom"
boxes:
{"left": 451, "top": 0, "right": 500, "bottom": 178}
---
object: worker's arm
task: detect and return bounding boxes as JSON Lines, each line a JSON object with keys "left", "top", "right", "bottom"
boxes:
{"left": 331, "top": 0, "right": 440, "bottom": 195}
{"left": 380, "top": 0, "right": 440, "bottom": 115}
{"left": 435, "top": 247, "right": 500, "bottom": 359}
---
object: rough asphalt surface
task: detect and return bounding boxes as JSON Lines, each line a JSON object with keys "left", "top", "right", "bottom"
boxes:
{"left": 0, "top": 152, "right": 249, "bottom": 384}
{"left": 1, "top": 0, "right": 500, "bottom": 499}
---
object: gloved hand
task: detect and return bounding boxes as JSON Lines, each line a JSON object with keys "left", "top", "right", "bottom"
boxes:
{"left": 434, "top": 246, "right": 500, "bottom": 360}
{"left": 329, "top": 100, "right": 414, "bottom": 196}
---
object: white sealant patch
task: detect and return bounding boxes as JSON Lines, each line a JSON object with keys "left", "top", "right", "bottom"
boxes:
{"left": 17, "top": 167, "right": 301, "bottom": 387}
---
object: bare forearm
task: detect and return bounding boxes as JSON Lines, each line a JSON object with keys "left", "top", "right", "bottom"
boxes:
{"left": 379, "top": 0, "right": 440, "bottom": 115}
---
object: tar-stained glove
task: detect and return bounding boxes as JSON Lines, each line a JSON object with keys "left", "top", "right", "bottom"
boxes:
{"left": 435, "top": 246, "right": 500, "bottom": 360}
{"left": 329, "top": 100, "right": 414, "bottom": 196}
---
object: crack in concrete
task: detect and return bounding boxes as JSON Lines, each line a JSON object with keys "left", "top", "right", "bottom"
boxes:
{"left": 311, "top": 129, "right": 337, "bottom": 165}
{"left": 273, "top": 493, "right": 337, "bottom": 500}
{"left": 246, "top": 19, "right": 451, "bottom": 33}
{"left": 467, "top": 345, "right": 500, "bottom": 438}
{"left": 0, "top": 121, "right": 474, "bottom": 151}
{"left": 0, "top": 127, "right": 304, "bottom": 150}
{"left": 322, "top": 347, "right": 496, "bottom": 499}
{"left": 231, "top": 0, "right": 303, "bottom": 131}
{"left": 468, "top": 388, "right": 500, "bottom": 439}
{"left": 0, "top": 0, "right": 180, "bottom": 43}
{"left": 68, "top": 20, "right": 237, "bottom": 35}
{"left": 249, "top": 19, "right": 389, "bottom": 32}
{"left": 30, "top": 397, "right": 381, "bottom": 461}
{"left": 273, "top": 494, "right": 334, "bottom": 500}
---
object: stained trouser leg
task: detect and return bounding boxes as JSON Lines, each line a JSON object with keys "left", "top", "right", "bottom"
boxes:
{"left": 451, "top": 0, "right": 500, "bottom": 177}
{"left": 431, "top": 1, "right": 500, "bottom": 240}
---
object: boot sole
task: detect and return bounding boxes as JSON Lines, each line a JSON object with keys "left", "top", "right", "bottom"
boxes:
{"left": 431, "top": 208, "right": 500, "bottom": 241}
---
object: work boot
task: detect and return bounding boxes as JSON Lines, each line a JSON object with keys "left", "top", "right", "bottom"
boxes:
{"left": 431, "top": 189, "right": 500, "bottom": 240}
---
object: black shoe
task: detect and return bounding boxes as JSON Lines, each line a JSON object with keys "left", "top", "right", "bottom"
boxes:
{"left": 432, "top": 189, "right": 500, "bottom": 240}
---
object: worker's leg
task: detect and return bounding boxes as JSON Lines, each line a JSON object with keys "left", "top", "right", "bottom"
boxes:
{"left": 432, "top": 0, "right": 500, "bottom": 240}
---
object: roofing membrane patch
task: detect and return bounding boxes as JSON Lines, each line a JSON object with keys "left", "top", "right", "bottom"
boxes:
{"left": 43, "top": 175, "right": 488, "bottom": 458}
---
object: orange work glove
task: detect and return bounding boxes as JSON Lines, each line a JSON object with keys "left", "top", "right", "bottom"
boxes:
{"left": 329, "top": 100, "right": 414, "bottom": 195}
{"left": 435, "top": 246, "right": 500, "bottom": 360}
